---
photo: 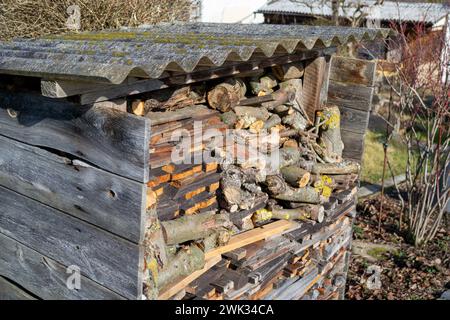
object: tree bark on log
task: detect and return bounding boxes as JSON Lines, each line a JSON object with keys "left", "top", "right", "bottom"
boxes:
{"left": 311, "top": 161, "right": 360, "bottom": 175}
{"left": 280, "top": 166, "right": 311, "bottom": 188}
{"left": 157, "top": 244, "right": 205, "bottom": 290}
{"left": 253, "top": 204, "right": 324, "bottom": 223}
{"left": 234, "top": 106, "right": 270, "bottom": 121}
{"left": 266, "top": 175, "right": 324, "bottom": 204}
{"left": 160, "top": 211, "right": 232, "bottom": 245}
{"left": 207, "top": 79, "right": 246, "bottom": 112}
{"left": 263, "top": 114, "right": 282, "bottom": 130}
{"left": 249, "top": 75, "right": 277, "bottom": 95}
{"left": 282, "top": 111, "right": 307, "bottom": 131}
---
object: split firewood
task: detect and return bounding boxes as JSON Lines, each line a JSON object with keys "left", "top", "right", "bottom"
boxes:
{"left": 157, "top": 244, "right": 205, "bottom": 290}
{"left": 131, "top": 100, "right": 147, "bottom": 116}
{"left": 160, "top": 211, "right": 232, "bottom": 245}
{"left": 266, "top": 175, "right": 325, "bottom": 204}
{"left": 207, "top": 78, "right": 246, "bottom": 112}
{"left": 261, "top": 89, "right": 295, "bottom": 110}
{"left": 280, "top": 166, "right": 311, "bottom": 188}
{"left": 311, "top": 161, "right": 360, "bottom": 175}
{"left": 249, "top": 75, "right": 277, "bottom": 95}
{"left": 316, "top": 105, "right": 344, "bottom": 163}
{"left": 144, "top": 85, "right": 205, "bottom": 111}
{"left": 272, "top": 62, "right": 304, "bottom": 81}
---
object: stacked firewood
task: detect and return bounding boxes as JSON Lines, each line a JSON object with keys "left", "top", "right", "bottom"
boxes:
{"left": 132, "top": 60, "right": 360, "bottom": 300}
{"left": 181, "top": 201, "right": 354, "bottom": 300}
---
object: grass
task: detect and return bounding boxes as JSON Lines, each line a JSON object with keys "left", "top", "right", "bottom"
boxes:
{"left": 361, "top": 130, "right": 409, "bottom": 184}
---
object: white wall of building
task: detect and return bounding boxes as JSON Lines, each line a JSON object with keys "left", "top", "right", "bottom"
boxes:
{"left": 200, "top": 0, "right": 266, "bottom": 24}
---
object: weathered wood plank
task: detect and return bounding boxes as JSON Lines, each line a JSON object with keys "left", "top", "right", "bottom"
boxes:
{"left": 0, "top": 233, "right": 124, "bottom": 300}
{"left": 0, "top": 186, "right": 143, "bottom": 299}
{"left": 327, "top": 82, "right": 374, "bottom": 112}
{"left": 303, "top": 56, "right": 327, "bottom": 121}
{"left": 0, "top": 135, "right": 146, "bottom": 243}
{"left": 339, "top": 106, "right": 370, "bottom": 135}
{"left": 0, "top": 89, "right": 150, "bottom": 183}
{"left": 79, "top": 78, "right": 166, "bottom": 105}
{"left": 341, "top": 129, "right": 366, "bottom": 163}
{"left": 329, "top": 56, "right": 377, "bottom": 87}
{"left": 0, "top": 276, "right": 36, "bottom": 300}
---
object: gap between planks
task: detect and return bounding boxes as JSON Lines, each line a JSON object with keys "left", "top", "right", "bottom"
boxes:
{"left": 157, "top": 220, "right": 298, "bottom": 300}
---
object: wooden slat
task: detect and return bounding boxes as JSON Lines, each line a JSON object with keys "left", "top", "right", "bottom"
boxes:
{"left": 0, "top": 233, "right": 124, "bottom": 300}
{"left": 0, "top": 276, "right": 36, "bottom": 300}
{"left": 327, "top": 82, "right": 374, "bottom": 112}
{"left": 0, "top": 186, "right": 143, "bottom": 299}
{"left": 158, "top": 255, "right": 222, "bottom": 300}
{"left": 205, "top": 220, "right": 298, "bottom": 260}
{"left": 0, "top": 135, "right": 146, "bottom": 243}
{"left": 303, "top": 56, "right": 327, "bottom": 121}
{"left": 339, "top": 106, "right": 370, "bottom": 135}
{"left": 329, "top": 56, "right": 377, "bottom": 87}
{"left": 0, "top": 89, "right": 150, "bottom": 183}
{"left": 341, "top": 129, "right": 366, "bottom": 163}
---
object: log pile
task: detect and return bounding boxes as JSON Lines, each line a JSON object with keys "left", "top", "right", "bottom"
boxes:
{"left": 131, "top": 60, "right": 360, "bottom": 300}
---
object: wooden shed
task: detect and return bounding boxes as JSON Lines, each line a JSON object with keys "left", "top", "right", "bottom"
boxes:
{"left": 0, "top": 23, "right": 390, "bottom": 300}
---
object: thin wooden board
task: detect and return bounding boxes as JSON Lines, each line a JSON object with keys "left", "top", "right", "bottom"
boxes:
{"left": 0, "top": 186, "right": 143, "bottom": 299}
{"left": 0, "top": 89, "right": 150, "bottom": 183}
{"left": 0, "top": 233, "right": 124, "bottom": 300}
{"left": 205, "top": 220, "right": 298, "bottom": 260}
{"left": 327, "top": 82, "right": 374, "bottom": 112}
{"left": 0, "top": 135, "right": 146, "bottom": 243}
{"left": 158, "top": 255, "right": 221, "bottom": 300}
{"left": 339, "top": 105, "right": 370, "bottom": 134}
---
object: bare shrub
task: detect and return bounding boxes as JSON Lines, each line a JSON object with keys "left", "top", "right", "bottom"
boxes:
{"left": 0, "top": 0, "right": 193, "bottom": 41}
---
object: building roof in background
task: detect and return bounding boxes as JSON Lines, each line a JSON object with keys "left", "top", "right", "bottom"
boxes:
{"left": 257, "top": 0, "right": 449, "bottom": 24}
{"left": 0, "top": 22, "right": 391, "bottom": 84}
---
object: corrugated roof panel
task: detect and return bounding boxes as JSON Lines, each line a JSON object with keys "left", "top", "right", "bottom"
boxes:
{"left": 257, "top": 0, "right": 449, "bottom": 24}
{"left": 0, "top": 22, "right": 391, "bottom": 83}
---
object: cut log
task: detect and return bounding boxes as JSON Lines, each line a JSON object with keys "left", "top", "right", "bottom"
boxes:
{"left": 311, "top": 161, "right": 360, "bottom": 175}
{"left": 272, "top": 62, "right": 305, "bottom": 81}
{"left": 253, "top": 205, "right": 324, "bottom": 224}
{"left": 266, "top": 175, "right": 324, "bottom": 204}
{"left": 207, "top": 79, "right": 246, "bottom": 112}
{"left": 160, "top": 211, "right": 233, "bottom": 245}
{"left": 146, "top": 105, "right": 214, "bottom": 125}
{"left": 277, "top": 147, "right": 302, "bottom": 168}
{"left": 131, "top": 100, "right": 147, "bottom": 116}
{"left": 317, "top": 105, "right": 344, "bottom": 163}
{"left": 280, "top": 166, "right": 311, "bottom": 188}
{"left": 220, "top": 111, "right": 238, "bottom": 127}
